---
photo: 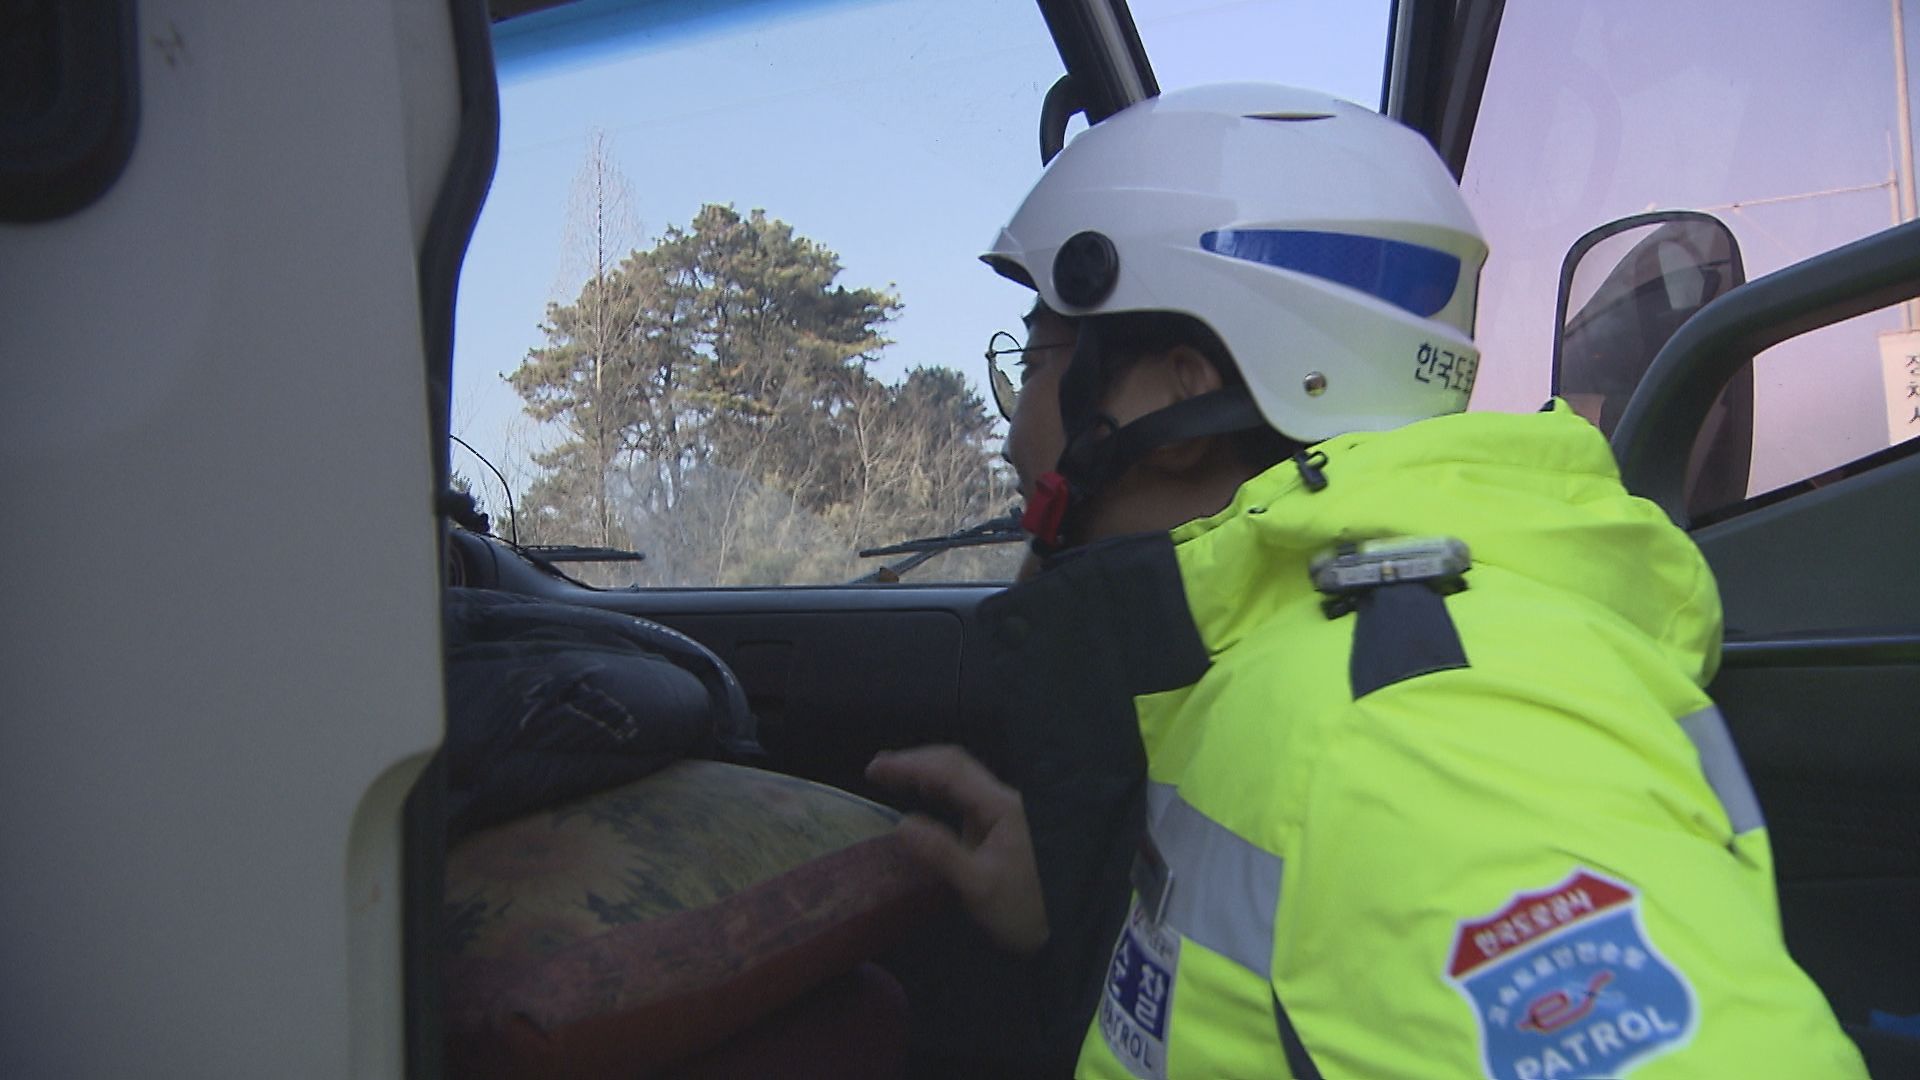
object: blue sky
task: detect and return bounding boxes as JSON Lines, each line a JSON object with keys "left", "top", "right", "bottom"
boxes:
{"left": 451, "top": 0, "right": 1393, "bottom": 495}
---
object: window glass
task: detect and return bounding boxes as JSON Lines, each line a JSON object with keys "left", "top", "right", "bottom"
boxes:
{"left": 1135, "top": 0, "right": 1390, "bottom": 97}
{"left": 1463, "top": 0, "right": 1920, "bottom": 509}
{"left": 454, "top": 0, "right": 1392, "bottom": 586}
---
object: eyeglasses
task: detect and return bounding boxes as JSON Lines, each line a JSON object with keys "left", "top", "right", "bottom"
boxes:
{"left": 984, "top": 330, "right": 1026, "bottom": 421}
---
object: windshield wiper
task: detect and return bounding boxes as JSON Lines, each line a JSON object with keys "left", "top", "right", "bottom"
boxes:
{"left": 853, "top": 512, "right": 1026, "bottom": 583}
{"left": 517, "top": 544, "right": 646, "bottom": 564}
{"left": 505, "top": 542, "right": 647, "bottom": 590}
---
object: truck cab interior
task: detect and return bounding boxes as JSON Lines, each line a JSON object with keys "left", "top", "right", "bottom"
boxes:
{"left": 3, "top": 1, "right": 1917, "bottom": 1076}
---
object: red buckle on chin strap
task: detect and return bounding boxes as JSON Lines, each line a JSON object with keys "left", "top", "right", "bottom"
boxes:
{"left": 1021, "top": 471, "right": 1072, "bottom": 548}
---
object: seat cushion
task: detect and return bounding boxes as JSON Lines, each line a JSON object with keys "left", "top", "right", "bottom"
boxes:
{"left": 443, "top": 759, "right": 945, "bottom": 1079}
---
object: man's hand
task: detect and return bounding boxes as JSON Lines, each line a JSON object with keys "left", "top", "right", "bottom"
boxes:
{"left": 866, "top": 745, "right": 1050, "bottom": 954}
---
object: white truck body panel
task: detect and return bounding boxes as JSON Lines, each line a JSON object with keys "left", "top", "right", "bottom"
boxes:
{"left": 0, "top": 1, "right": 460, "bottom": 1074}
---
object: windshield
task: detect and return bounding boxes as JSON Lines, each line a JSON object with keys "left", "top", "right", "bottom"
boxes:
{"left": 454, "top": 0, "right": 1393, "bottom": 586}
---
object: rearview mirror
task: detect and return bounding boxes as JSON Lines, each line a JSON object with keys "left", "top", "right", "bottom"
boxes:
{"left": 1553, "top": 211, "right": 1752, "bottom": 516}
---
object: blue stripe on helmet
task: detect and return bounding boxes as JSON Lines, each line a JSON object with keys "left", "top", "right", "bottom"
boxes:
{"left": 1199, "top": 229, "right": 1461, "bottom": 318}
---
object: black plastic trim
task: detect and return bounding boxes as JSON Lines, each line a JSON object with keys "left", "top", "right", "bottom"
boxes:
{"left": 1721, "top": 631, "right": 1920, "bottom": 669}
{"left": 1387, "top": 0, "right": 1443, "bottom": 129}
{"left": 1433, "top": 0, "right": 1501, "bottom": 178}
{"left": 410, "top": 1, "right": 501, "bottom": 1077}
{"left": 0, "top": 0, "right": 140, "bottom": 222}
{"left": 1691, "top": 429, "right": 1920, "bottom": 530}
{"left": 401, "top": 749, "right": 448, "bottom": 1079}
{"left": 1378, "top": 0, "right": 1401, "bottom": 114}
{"left": 1040, "top": 73, "right": 1081, "bottom": 165}
{"left": 422, "top": 0, "right": 501, "bottom": 490}
{"left": 1386, "top": 0, "right": 1502, "bottom": 178}
{"left": 1034, "top": 0, "right": 1157, "bottom": 125}
{"left": 1613, "top": 218, "right": 1920, "bottom": 526}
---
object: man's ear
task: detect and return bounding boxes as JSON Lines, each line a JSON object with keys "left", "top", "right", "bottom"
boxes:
{"left": 1143, "top": 344, "right": 1230, "bottom": 473}
{"left": 1168, "top": 344, "right": 1225, "bottom": 399}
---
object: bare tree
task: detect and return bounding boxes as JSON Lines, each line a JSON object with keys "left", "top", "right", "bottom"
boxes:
{"left": 512, "top": 132, "right": 647, "bottom": 549}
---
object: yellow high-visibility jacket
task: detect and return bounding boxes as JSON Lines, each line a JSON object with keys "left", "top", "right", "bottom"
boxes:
{"left": 1073, "top": 402, "right": 1865, "bottom": 1079}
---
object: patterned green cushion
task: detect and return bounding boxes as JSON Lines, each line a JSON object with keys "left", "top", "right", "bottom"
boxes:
{"left": 443, "top": 760, "right": 944, "bottom": 1079}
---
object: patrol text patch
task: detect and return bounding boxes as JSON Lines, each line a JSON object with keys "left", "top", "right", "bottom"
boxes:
{"left": 1447, "top": 870, "right": 1694, "bottom": 1079}
{"left": 1100, "top": 898, "right": 1179, "bottom": 1079}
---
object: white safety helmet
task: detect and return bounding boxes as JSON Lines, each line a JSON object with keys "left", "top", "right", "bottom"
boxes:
{"left": 984, "top": 83, "right": 1487, "bottom": 444}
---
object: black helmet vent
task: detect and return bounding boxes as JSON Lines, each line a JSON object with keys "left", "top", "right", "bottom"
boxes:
{"left": 1053, "top": 231, "right": 1120, "bottom": 308}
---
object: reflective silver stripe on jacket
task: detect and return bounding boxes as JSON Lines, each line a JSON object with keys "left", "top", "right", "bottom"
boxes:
{"left": 1678, "top": 704, "right": 1765, "bottom": 834}
{"left": 1146, "top": 781, "right": 1283, "bottom": 978}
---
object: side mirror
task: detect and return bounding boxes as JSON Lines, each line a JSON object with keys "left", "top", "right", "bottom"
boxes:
{"left": 1553, "top": 211, "right": 1753, "bottom": 517}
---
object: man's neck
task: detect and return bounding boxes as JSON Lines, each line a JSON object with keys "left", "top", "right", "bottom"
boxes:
{"left": 1079, "top": 447, "right": 1259, "bottom": 542}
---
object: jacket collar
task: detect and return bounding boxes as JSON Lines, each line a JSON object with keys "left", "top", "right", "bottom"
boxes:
{"left": 1165, "top": 401, "right": 1722, "bottom": 686}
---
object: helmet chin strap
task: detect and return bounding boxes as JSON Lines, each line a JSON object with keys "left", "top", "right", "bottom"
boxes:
{"left": 1021, "top": 318, "right": 1123, "bottom": 551}
{"left": 1022, "top": 388, "right": 1268, "bottom": 555}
